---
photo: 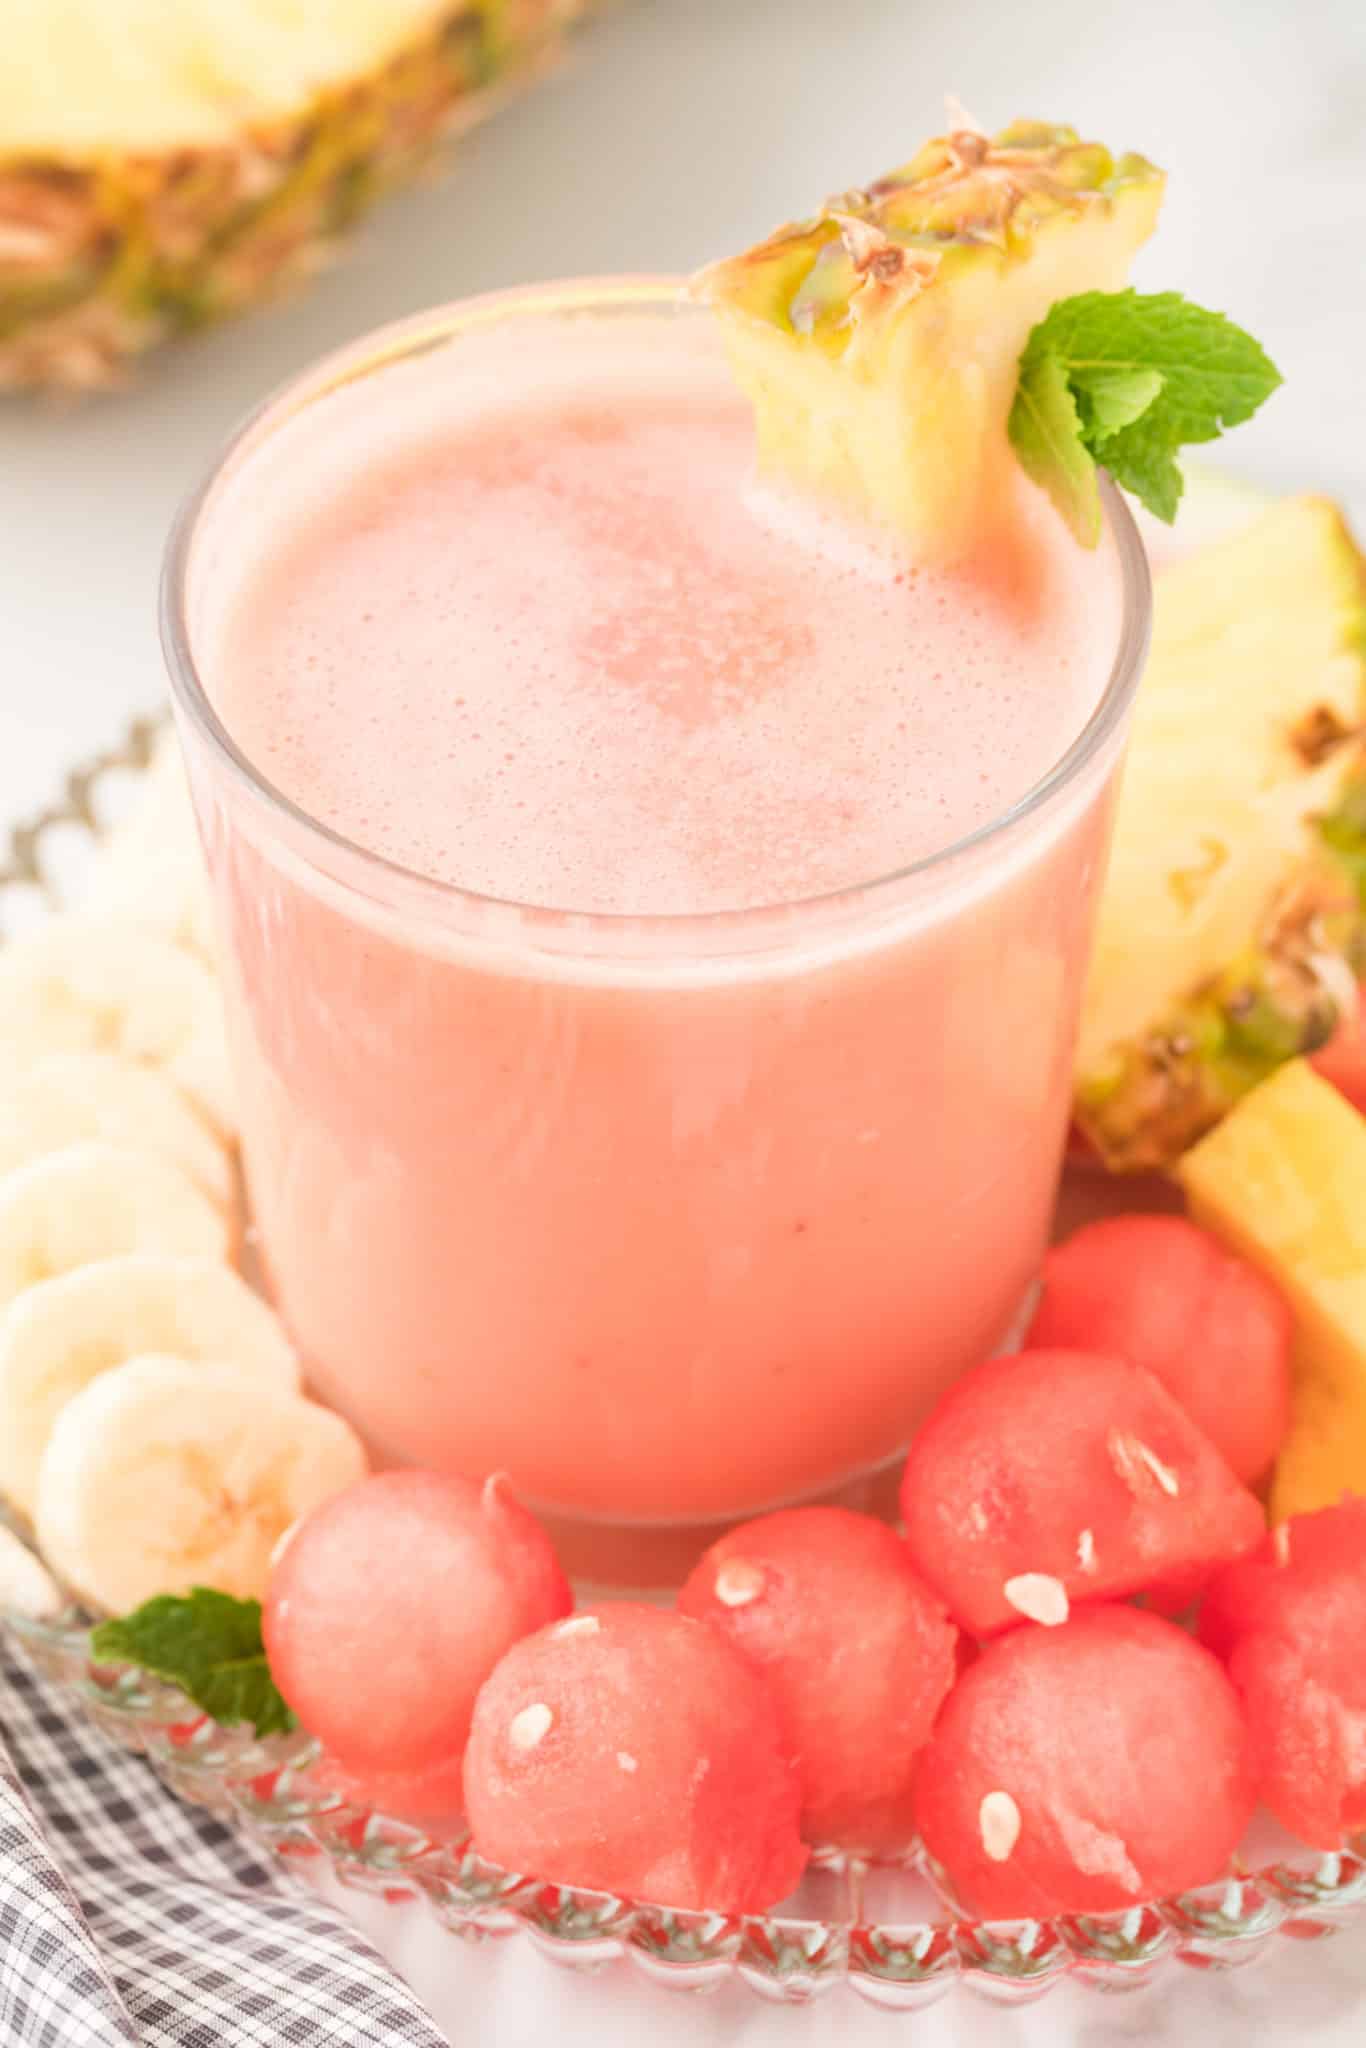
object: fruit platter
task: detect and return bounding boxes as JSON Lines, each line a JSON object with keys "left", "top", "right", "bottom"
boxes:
{"left": 4, "top": 704, "right": 1366, "bottom": 2015}
{"left": 1, "top": 112, "right": 1366, "bottom": 2022}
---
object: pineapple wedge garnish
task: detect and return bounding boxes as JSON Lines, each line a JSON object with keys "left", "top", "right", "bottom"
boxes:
{"left": 1076, "top": 497, "right": 1366, "bottom": 1171}
{"left": 694, "top": 121, "right": 1163, "bottom": 564}
{"left": 0, "top": 0, "right": 586, "bottom": 391}
{"left": 1179, "top": 1061, "right": 1366, "bottom": 1521}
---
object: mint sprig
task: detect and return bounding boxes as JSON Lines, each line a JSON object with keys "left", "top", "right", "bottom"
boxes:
{"left": 91, "top": 1589, "right": 294, "bottom": 1739}
{"left": 1009, "top": 289, "right": 1282, "bottom": 544}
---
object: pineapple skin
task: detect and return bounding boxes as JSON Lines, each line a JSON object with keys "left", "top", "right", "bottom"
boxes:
{"left": 0, "top": 1, "right": 588, "bottom": 393}
{"left": 694, "top": 122, "right": 1163, "bottom": 564}
{"left": 1076, "top": 498, "right": 1366, "bottom": 1173}
{"left": 1178, "top": 1061, "right": 1366, "bottom": 1522}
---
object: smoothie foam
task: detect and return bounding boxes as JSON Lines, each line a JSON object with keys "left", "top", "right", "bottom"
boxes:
{"left": 203, "top": 309, "right": 1121, "bottom": 920}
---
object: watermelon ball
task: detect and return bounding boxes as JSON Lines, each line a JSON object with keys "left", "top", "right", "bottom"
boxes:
{"left": 1028, "top": 1215, "right": 1293, "bottom": 1484}
{"left": 308, "top": 1751, "right": 469, "bottom": 1828}
{"left": 678, "top": 1507, "right": 958, "bottom": 1854}
{"left": 463, "top": 1604, "right": 808, "bottom": 1912}
{"left": 916, "top": 1605, "right": 1255, "bottom": 1919}
{"left": 899, "top": 1348, "right": 1265, "bottom": 1637}
{"left": 264, "top": 1470, "right": 571, "bottom": 1780}
{"left": 1200, "top": 1498, "right": 1366, "bottom": 1846}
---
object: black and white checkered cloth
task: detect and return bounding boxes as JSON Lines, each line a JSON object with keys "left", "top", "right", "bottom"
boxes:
{"left": 0, "top": 1637, "right": 449, "bottom": 2047}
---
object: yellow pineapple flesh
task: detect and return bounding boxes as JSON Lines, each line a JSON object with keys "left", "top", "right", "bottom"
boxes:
{"left": 693, "top": 121, "right": 1163, "bottom": 564}
{"left": 0, "top": 0, "right": 588, "bottom": 391}
{"left": 1179, "top": 1073, "right": 1366, "bottom": 1523}
{"left": 1179, "top": 1060, "right": 1366, "bottom": 1521}
{"left": 1076, "top": 496, "right": 1366, "bottom": 1171}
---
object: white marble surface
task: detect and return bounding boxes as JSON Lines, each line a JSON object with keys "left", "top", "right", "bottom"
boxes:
{"left": 2, "top": 0, "right": 1366, "bottom": 2040}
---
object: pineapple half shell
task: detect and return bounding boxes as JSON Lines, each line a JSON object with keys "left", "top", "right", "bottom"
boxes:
{"left": 1076, "top": 494, "right": 1366, "bottom": 1172}
{"left": 694, "top": 121, "right": 1164, "bottom": 563}
{"left": 0, "top": 0, "right": 589, "bottom": 392}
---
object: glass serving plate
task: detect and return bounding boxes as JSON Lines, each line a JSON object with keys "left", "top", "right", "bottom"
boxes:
{"left": 2, "top": 720, "right": 1365, "bottom": 2017}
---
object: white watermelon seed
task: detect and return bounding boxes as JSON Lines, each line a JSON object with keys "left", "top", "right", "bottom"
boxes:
{"left": 509, "top": 1702, "right": 554, "bottom": 1753}
{"left": 1109, "top": 1432, "right": 1180, "bottom": 1499}
{"left": 1003, "top": 1573, "right": 1070, "bottom": 1626}
{"left": 715, "top": 1559, "right": 765, "bottom": 1608}
{"left": 979, "top": 1790, "right": 1022, "bottom": 1862}
{"left": 552, "top": 1615, "right": 601, "bottom": 1639}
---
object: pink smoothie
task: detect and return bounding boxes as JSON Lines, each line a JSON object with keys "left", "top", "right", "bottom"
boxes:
{"left": 183, "top": 286, "right": 1132, "bottom": 1558}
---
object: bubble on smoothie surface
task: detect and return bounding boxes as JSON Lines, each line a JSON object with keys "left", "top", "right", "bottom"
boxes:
{"left": 678, "top": 1506, "right": 958, "bottom": 1853}
{"left": 915, "top": 1606, "right": 1256, "bottom": 1919}
{"left": 899, "top": 1349, "right": 1266, "bottom": 1637}
{"left": 263, "top": 1468, "right": 571, "bottom": 1782}
{"left": 1199, "top": 1497, "right": 1366, "bottom": 1847}
{"left": 462, "top": 1603, "right": 807, "bottom": 1912}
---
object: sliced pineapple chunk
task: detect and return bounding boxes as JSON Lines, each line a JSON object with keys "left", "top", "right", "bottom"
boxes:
{"left": 1, "top": 0, "right": 481, "bottom": 152}
{"left": 694, "top": 121, "right": 1163, "bottom": 563}
{"left": 1179, "top": 1060, "right": 1366, "bottom": 1520}
{"left": 1076, "top": 496, "right": 1366, "bottom": 1171}
{"left": 0, "top": 0, "right": 586, "bottom": 390}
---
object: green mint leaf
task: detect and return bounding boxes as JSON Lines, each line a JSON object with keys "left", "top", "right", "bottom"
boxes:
{"left": 1072, "top": 363, "right": 1165, "bottom": 440}
{"left": 91, "top": 1589, "right": 295, "bottom": 1740}
{"left": 1090, "top": 404, "right": 1187, "bottom": 523}
{"left": 1008, "top": 289, "right": 1282, "bottom": 541}
{"left": 1009, "top": 349, "right": 1103, "bottom": 548}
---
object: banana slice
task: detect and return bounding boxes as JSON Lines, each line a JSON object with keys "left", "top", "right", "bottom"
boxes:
{"left": 0, "top": 1144, "right": 230, "bottom": 1311}
{"left": 0, "top": 914, "right": 234, "bottom": 1139}
{"left": 0, "top": 1253, "right": 298, "bottom": 1518}
{"left": 84, "top": 841, "right": 215, "bottom": 966}
{"left": 36, "top": 1357, "right": 367, "bottom": 1613}
{"left": 84, "top": 737, "right": 215, "bottom": 961}
{"left": 0, "top": 1052, "right": 233, "bottom": 1212}
{"left": 0, "top": 1522, "right": 62, "bottom": 1619}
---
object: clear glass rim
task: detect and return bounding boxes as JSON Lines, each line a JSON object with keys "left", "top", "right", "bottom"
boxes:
{"left": 160, "top": 276, "right": 1153, "bottom": 952}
